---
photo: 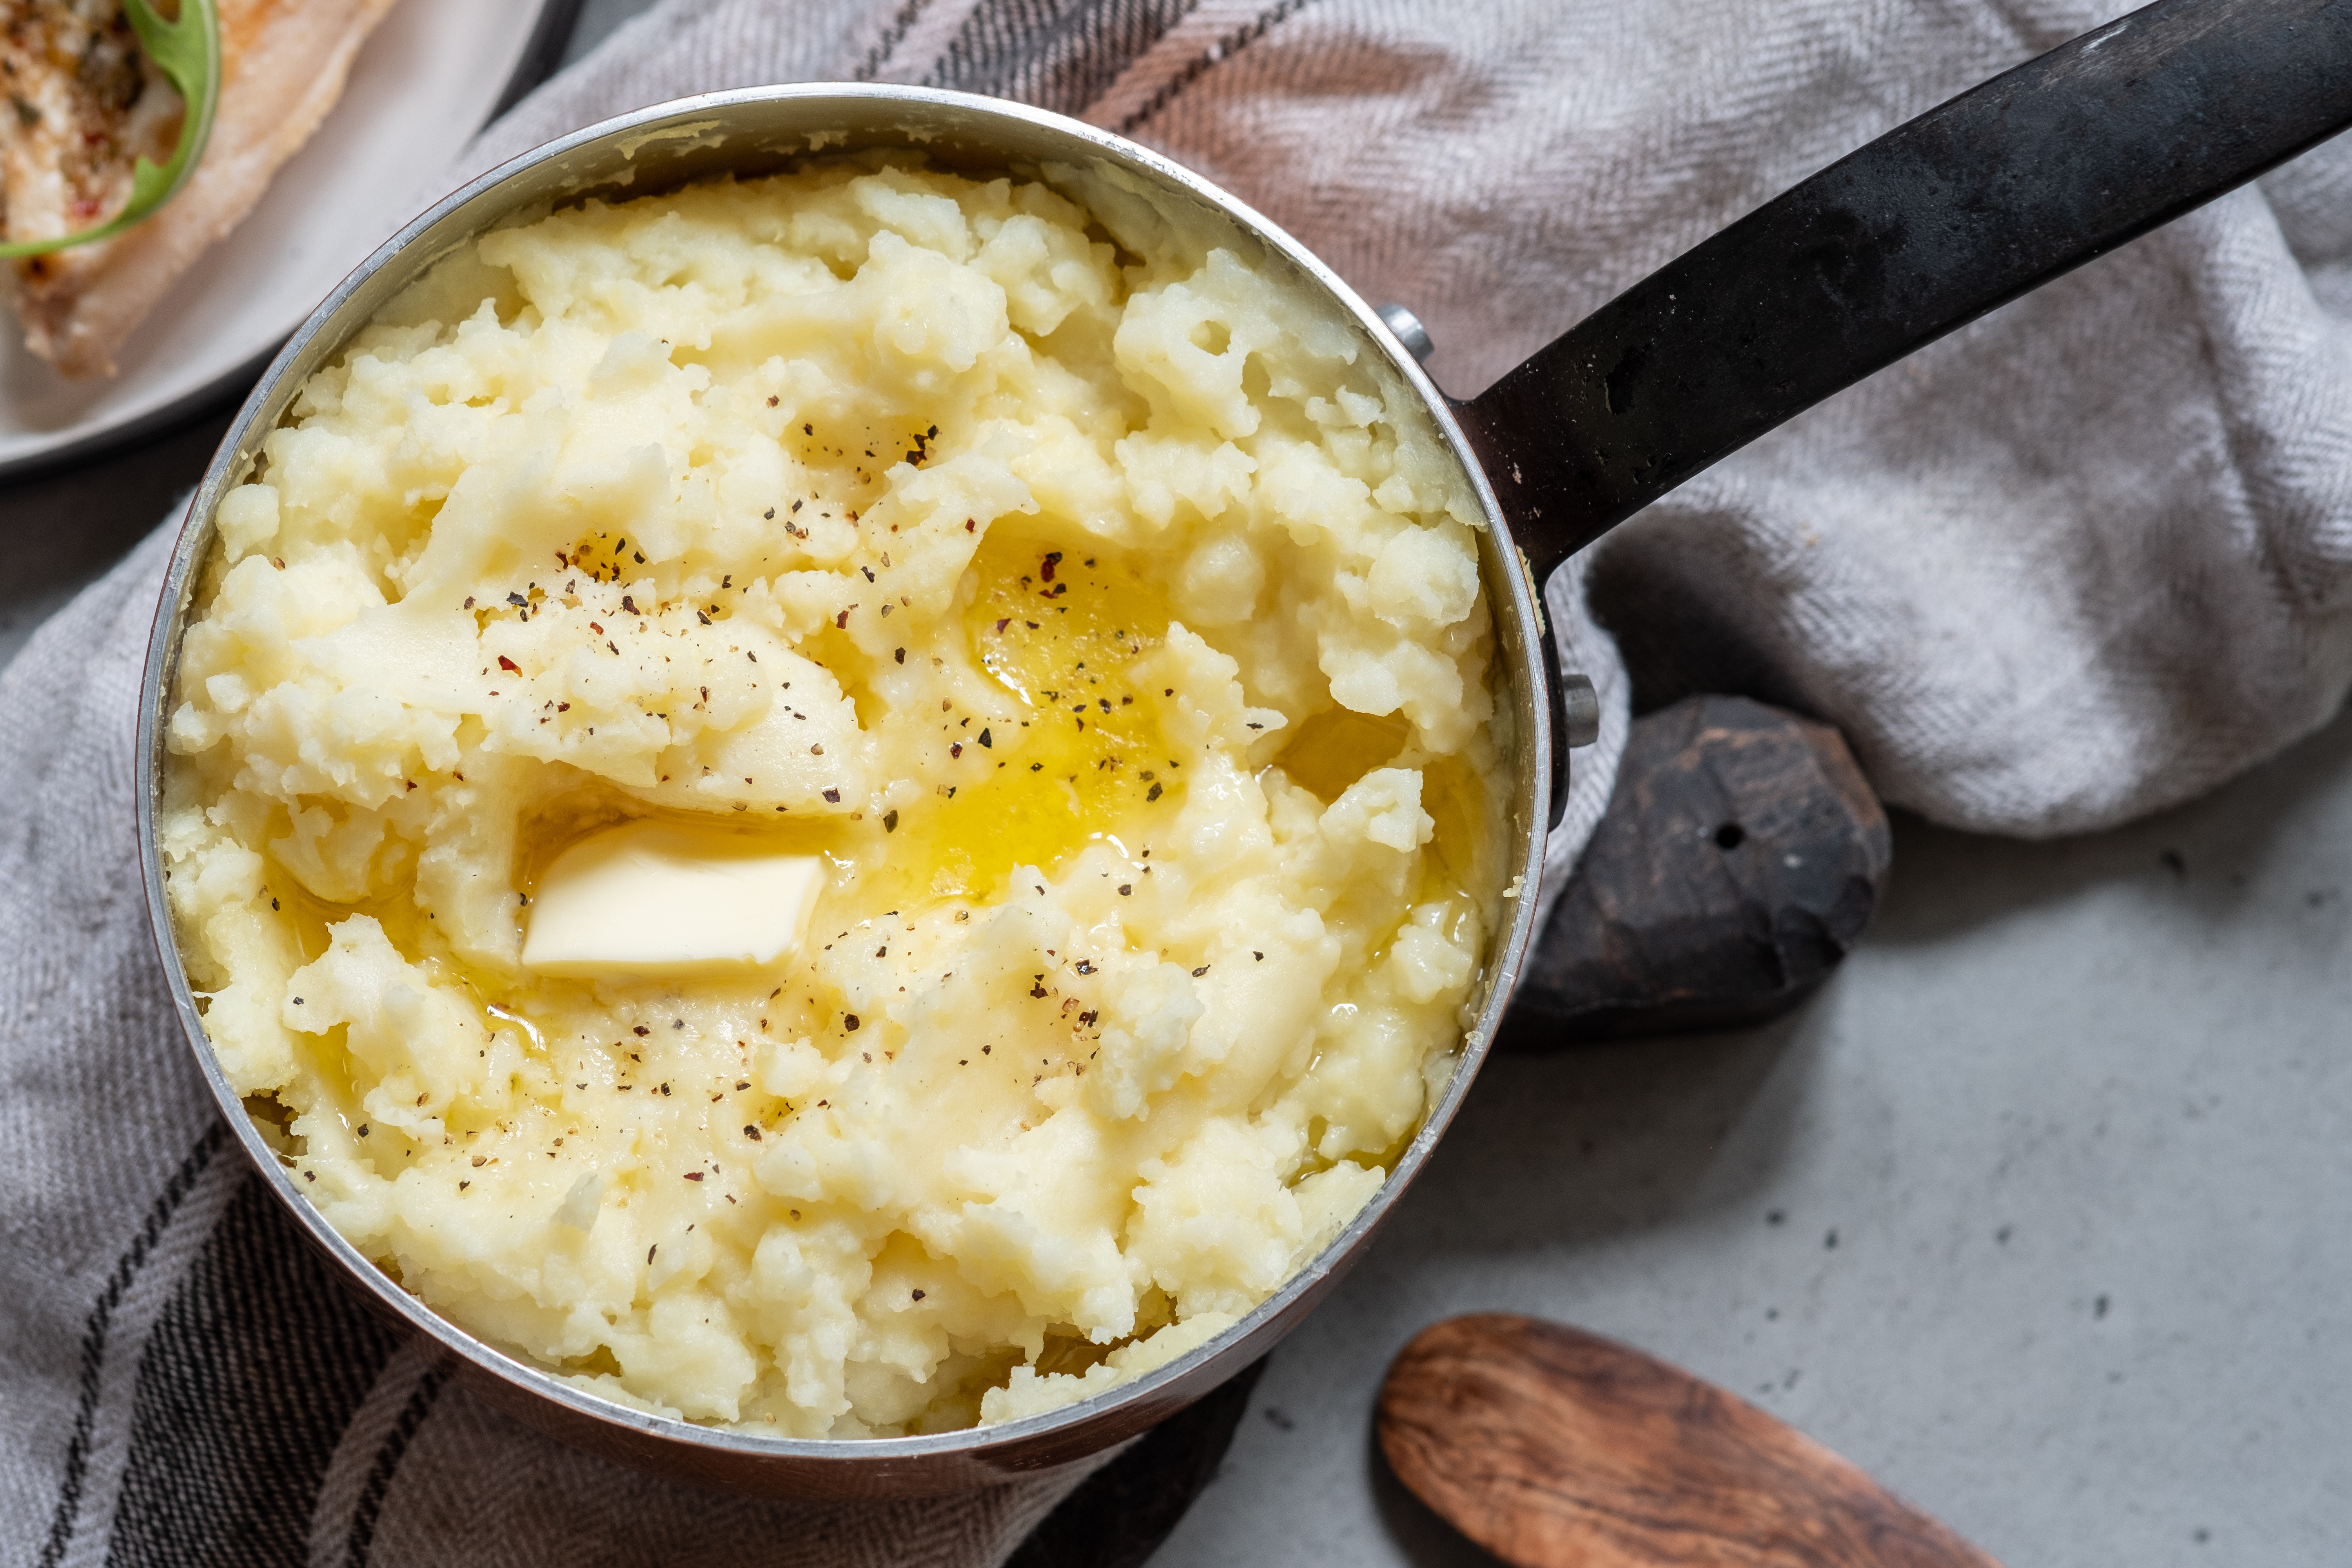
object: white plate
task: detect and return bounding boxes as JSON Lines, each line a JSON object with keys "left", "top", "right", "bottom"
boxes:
{"left": 0, "top": 0, "right": 577, "bottom": 478}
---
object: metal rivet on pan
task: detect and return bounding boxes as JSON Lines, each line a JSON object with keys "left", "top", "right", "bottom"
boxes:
{"left": 1376, "top": 302, "right": 1434, "bottom": 363}
{"left": 1560, "top": 673, "right": 1601, "bottom": 749}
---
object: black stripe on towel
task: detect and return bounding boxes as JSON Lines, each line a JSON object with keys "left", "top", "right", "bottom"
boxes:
{"left": 1118, "top": 0, "right": 1319, "bottom": 133}
{"left": 343, "top": 1360, "right": 453, "bottom": 1568}
{"left": 35, "top": 1121, "right": 227, "bottom": 1568}
{"left": 856, "top": 0, "right": 937, "bottom": 81}
{"left": 103, "top": 1174, "right": 404, "bottom": 1568}
{"left": 928, "top": 0, "right": 1199, "bottom": 118}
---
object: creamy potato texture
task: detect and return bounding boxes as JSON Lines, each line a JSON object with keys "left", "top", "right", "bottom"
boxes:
{"left": 160, "top": 156, "right": 1509, "bottom": 1434}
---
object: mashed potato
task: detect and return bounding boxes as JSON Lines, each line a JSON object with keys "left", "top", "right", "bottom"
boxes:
{"left": 159, "top": 154, "right": 1509, "bottom": 1434}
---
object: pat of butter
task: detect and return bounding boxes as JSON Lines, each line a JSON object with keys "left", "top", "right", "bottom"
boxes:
{"left": 521, "top": 820, "right": 825, "bottom": 978}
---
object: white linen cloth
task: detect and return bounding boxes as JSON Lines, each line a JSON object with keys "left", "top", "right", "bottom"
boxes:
{"left": 9, "top": 0, "right": 2351, "bottom": 1563}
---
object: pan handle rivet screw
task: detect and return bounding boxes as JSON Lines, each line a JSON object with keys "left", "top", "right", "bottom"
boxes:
{"left": 1561, "top": 674, "right": 1600, "bottom": 748}
{"left": 1376, "top": 302, "right": 1434, "bottom": 363}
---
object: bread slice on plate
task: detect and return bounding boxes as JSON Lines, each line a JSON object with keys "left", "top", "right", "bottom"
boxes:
{"left": 0, "top": 0, "right": 401, "bottom": 378}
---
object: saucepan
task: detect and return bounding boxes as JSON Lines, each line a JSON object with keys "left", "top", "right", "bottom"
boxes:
{"left": 135, "top": 0, "right": 2351, "bottom": 1498}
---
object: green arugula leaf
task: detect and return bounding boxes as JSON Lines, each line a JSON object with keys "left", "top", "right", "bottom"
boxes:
{"left": 0, "top": 0, "right": 220, "bottom": 258}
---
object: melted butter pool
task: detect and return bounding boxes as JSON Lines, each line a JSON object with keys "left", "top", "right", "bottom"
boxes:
{"left": 866, "top": 529, "right": 1181, "bottom": 906}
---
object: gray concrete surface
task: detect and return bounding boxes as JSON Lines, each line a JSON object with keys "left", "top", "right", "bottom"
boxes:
{"left": 6, "top": 4, "right": 2343, "bottom": 1560}
{"left": 0, "top": 411, "right": 234, "bottom": 675}
{"left": 1155, "top": 733, "right": 2352, "bottom": 1566}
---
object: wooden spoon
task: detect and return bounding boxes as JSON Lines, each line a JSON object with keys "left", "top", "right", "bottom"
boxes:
{"left": 1376, "top": 1314, "right": 2004, "bottom": 1568}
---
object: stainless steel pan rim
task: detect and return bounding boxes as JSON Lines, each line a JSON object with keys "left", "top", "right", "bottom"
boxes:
{"left": 134, "top": 82, "right": 1554, "bottom": 1497}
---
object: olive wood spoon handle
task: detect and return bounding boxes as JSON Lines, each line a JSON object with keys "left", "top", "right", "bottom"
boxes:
{"left": 1376, "top": 1314, "right": 2004, "bottom": 1568}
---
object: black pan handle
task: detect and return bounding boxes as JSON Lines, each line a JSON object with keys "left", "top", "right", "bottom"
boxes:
{"left": 1461, "top": 0, "right": 2352, "bottom": 590}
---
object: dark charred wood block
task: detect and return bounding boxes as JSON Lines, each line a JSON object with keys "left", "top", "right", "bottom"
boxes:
{"left": 1504, "top": 695, "right": 1890, "bottom": 1046}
